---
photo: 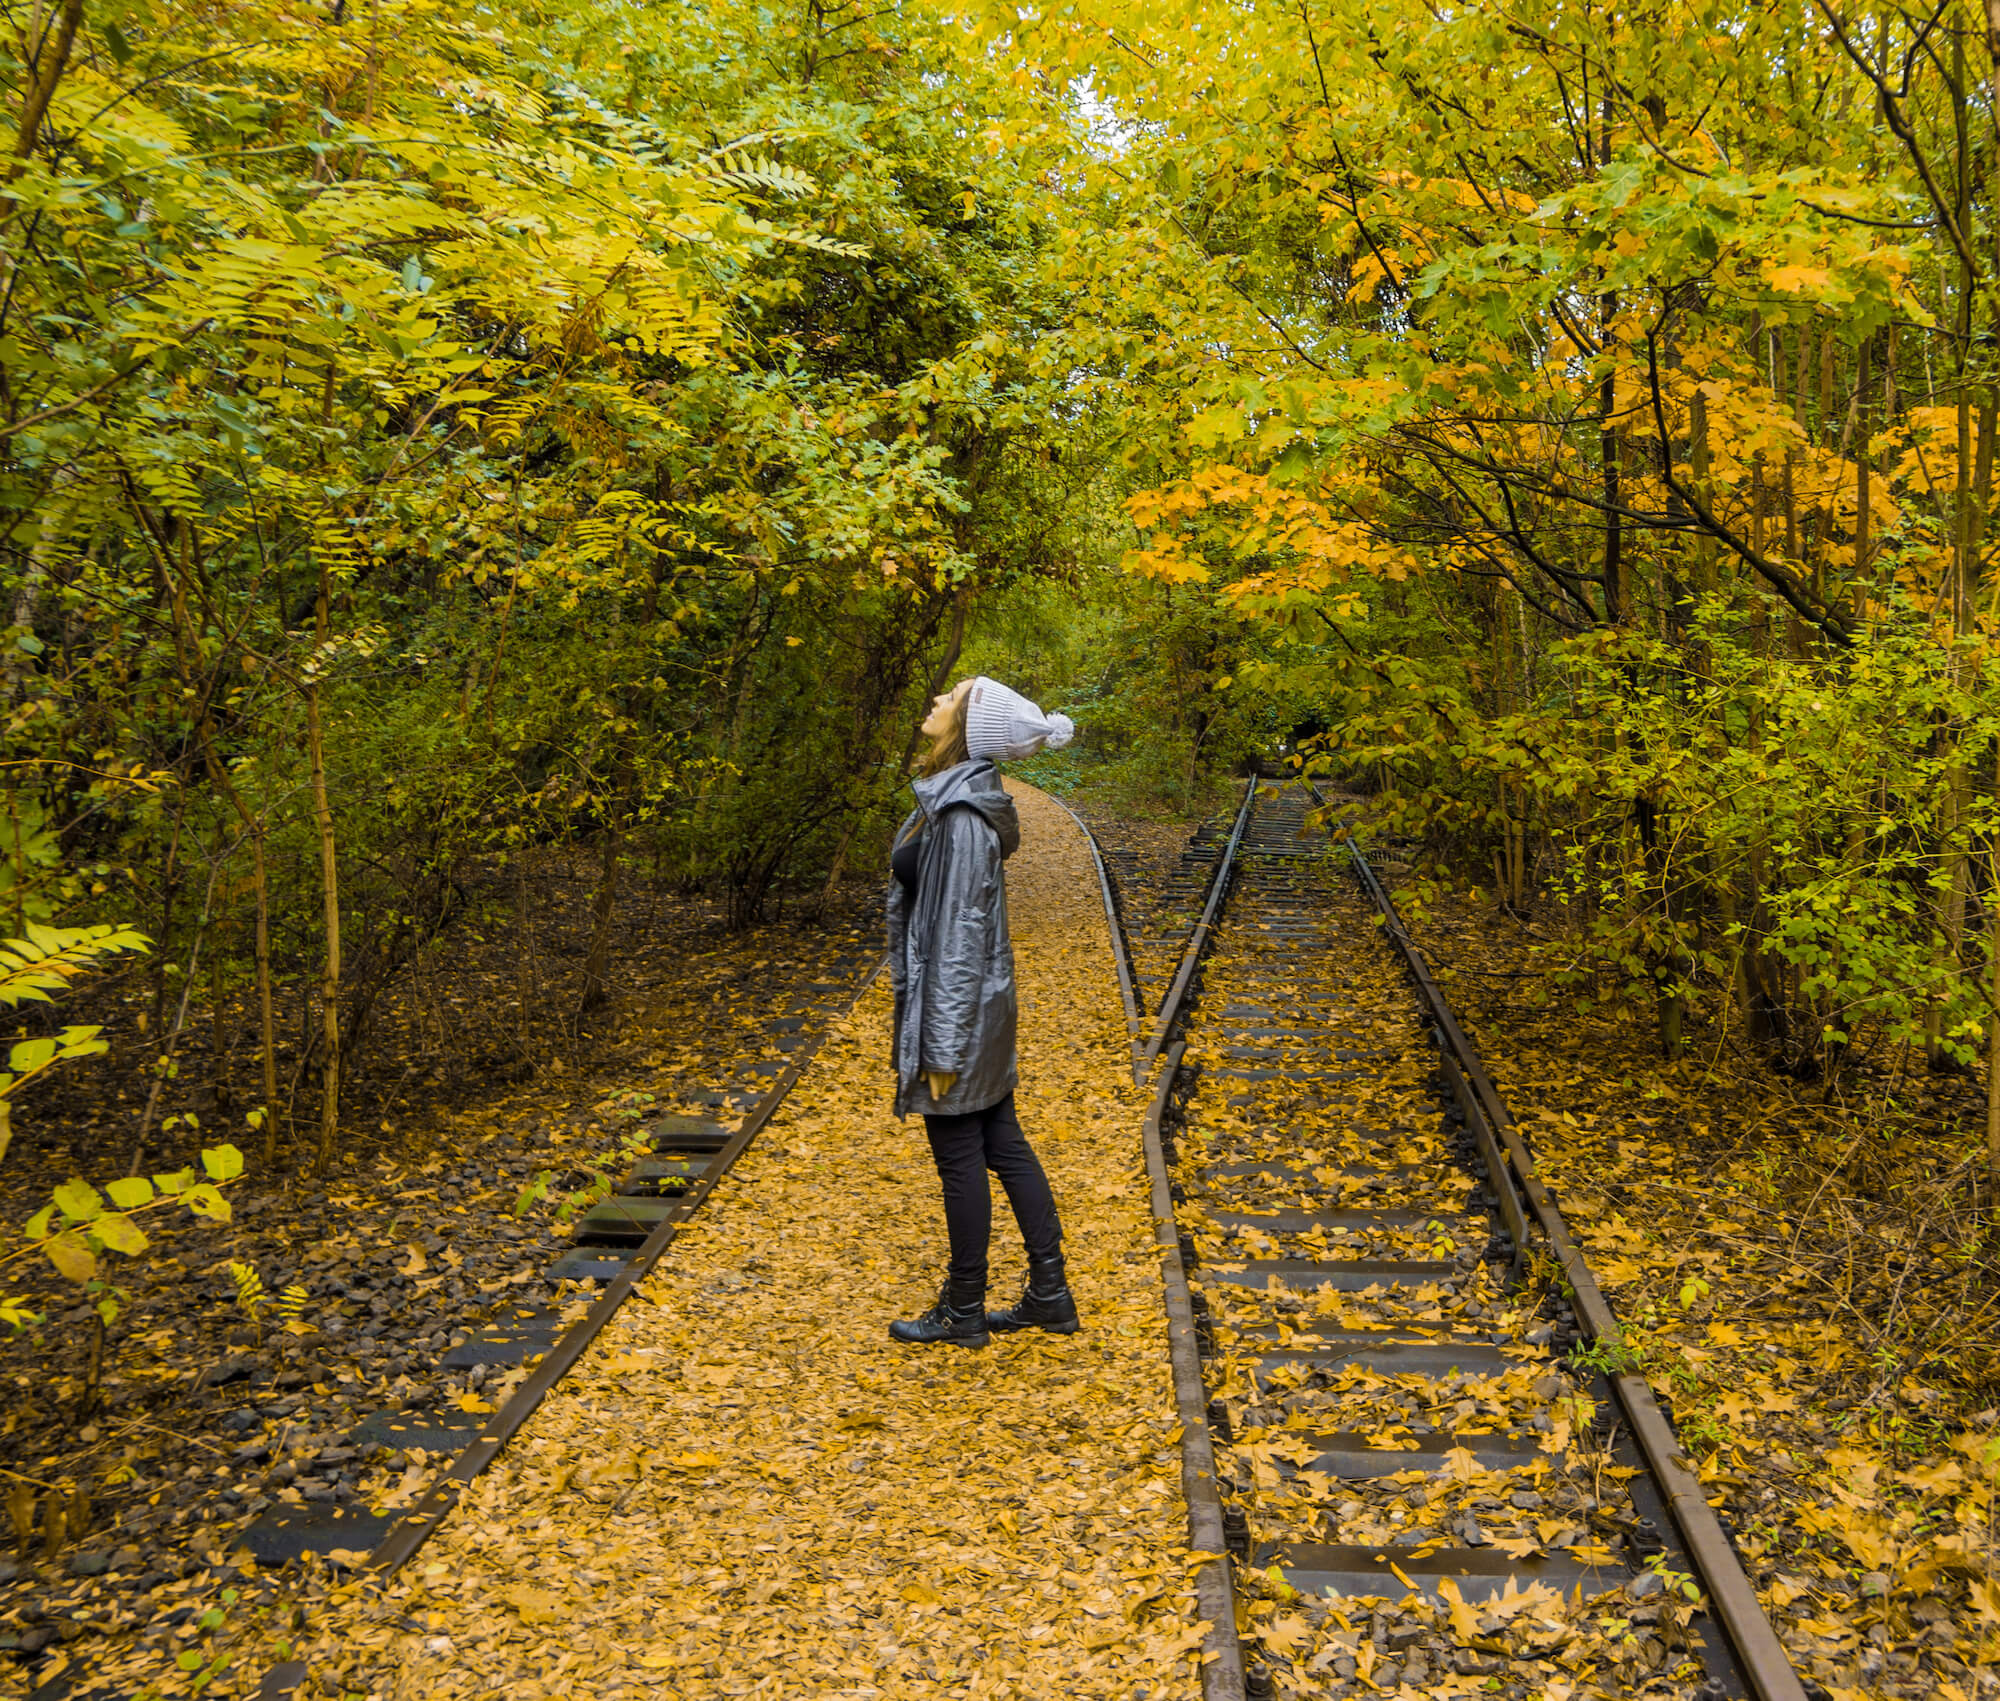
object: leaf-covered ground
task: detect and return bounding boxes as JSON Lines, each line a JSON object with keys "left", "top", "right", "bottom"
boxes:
{"left": 103, "top": 782, "right": 1204, "bottom": 1699}
{"left": 0, "top": 866, "right": 876, "bottom": 1687}
{"left": 1394, "top": 871, "right": 2000, "bottom": 1700}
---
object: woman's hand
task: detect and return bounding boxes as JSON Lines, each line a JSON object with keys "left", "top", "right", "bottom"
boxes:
{"left": 926, "top": 1070, "right": 957, "bottom": 1102}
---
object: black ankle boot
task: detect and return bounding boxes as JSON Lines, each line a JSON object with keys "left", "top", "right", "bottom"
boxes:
{"left": 889, "top": 1280, "right": 989, "bottom": 1348}
{"left": 987, "top": 1255, "right": 1079, "bottom": 1335}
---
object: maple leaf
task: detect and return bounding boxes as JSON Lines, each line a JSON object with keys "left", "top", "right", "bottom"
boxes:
{"left": 1968, "top": 1579, "right": 2000, "bottom": 1626}
{"left": 1258, "top": 1613, "right": 1311, "bottom": 1657}
{"left": 1438, "top": 1578, "right": 1483, "bottom": 1642}
{"left": 1714, "top": 1391, "right": 1758, "bottom": 1426}
{"left": 502, "top": 1585, "right": 567, "bottom": 1624}
{"left": 1440, "top": 1443, "right": 1480, "bottom": 1484}
{"left": 1898, "top": 1459, "right": 1964, "bottom": 1497}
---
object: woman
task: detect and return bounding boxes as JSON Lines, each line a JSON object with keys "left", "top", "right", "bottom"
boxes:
{"left": 885, "top": 676, "right": 1078, "bottom": 1349}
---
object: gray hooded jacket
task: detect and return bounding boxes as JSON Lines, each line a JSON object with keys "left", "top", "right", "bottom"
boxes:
{"left": 886, "top": 760, "right": 1020, "bottom": 1118}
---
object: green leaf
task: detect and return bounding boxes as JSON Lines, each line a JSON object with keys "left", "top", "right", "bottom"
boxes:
{"left": 52, "top": 1177, "right": 103, "bottom": 1222}
{"left": 23, "top": 1203, "right": 53, "bottom": 1241}
{"left": 1184, "top": 405, "right": 1244, "bottom": 449}
{"left": 105, "top": 1176, "right": 153, "bottom": 1211}
{"left": 7, "top": 1037, "right": 58, "bottom": 1075}
{"left": 201, "top": 1144, "right": 244, "bottom": 1184}
{"left": 153, "top": 1168, "right": 192, "bottom": 1196}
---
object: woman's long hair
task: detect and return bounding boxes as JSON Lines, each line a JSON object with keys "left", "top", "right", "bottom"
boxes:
{"left": 917, "top": 685, "right": 971, "bottom": 776}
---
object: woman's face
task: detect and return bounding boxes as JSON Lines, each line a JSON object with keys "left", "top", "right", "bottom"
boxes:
{"left": 920, "top": 680, "right": 969, "bottom": 740}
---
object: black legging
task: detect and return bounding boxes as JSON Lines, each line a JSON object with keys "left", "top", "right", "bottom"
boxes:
{"left": 922, "top": 1092, "right": 1062, "bottom": 1300}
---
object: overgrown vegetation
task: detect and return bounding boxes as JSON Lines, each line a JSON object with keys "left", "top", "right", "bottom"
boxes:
{"left": 0, "top": 0, "right": 1112, "bottom": 1187}
{"left": 1014, "top": 4, "right": 2000, "bottom": 1183}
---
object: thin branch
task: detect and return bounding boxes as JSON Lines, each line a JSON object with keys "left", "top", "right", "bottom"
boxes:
{"left": 1642, "top": 318, "right": 1852, "bottom": 644}
{"left": 0, "top": 325, "right": 211, "bottom": 439}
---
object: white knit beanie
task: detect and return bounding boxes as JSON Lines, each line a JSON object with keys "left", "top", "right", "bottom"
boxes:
{"left": 962, "top": 677, "right": 1074, "bottom": 762}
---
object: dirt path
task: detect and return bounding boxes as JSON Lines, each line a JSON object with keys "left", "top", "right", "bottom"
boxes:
{"left": 264, "top": 782, "right": 1202, "bottom": 1700}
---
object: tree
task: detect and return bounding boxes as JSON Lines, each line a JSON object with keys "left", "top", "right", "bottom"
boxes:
{"left": 994, "top": 0, "right": 2000, "bottom": 1169}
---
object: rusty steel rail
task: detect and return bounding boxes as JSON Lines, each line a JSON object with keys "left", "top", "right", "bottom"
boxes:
{"left": 366, "top": 961, "right": 885, "bottom": 1577}
{"left": 1136, "top": 777, "right": 1257, "bottom": 1085}
{"left": 1336, "top": 824, "right": 1808, "bottom": 1701}
{"left": 1051, "top": 793, "right": 1143, "bottom": 1074}
{"left": 1142, "top": 1043, "right": 1247, "bottom": 1701}
{"left": 1060, "top": 797, "right": 1249, "bottom": 1701}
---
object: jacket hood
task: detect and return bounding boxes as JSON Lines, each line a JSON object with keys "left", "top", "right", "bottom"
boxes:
{"left": 912, "top": 759, "right": 1020, "bottom": 859}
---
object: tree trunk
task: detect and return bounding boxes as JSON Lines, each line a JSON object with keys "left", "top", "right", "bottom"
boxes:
{"left": 578, "top": 830, "right": 620, "bottom": 1014}
{"left": 1988, "top": 742, "right": 2000, "bottom": 1196}
{"left": 150, "top": 789, "right": 187, "bottom": 1034}
{"left": 191, "top": 713, "right": 279, "bottom": 1162}
{"left": 2, "top": 467, "right": 79, "bottom": 703}
{"left": 515, "top": 852, "right": 537, "bottom": 1044}
{"left": 898, "top": 582, "right": 972, "bottom": 778}
{"left": 308, "top": 558, "right": 343, "bottom": 1173}
{"left": 128, "top": 866, "right": 218, "bottom": 1176}
{"left": 250, "top": 822, "right": 278, "bottom": 1166}
{"left": 1600, "top": 338, "right": 1626, "bottom": 626}
{"left": 1853, "top": 332, "right": 1871, "bottom": 610}
{"left": 1599, "top": 88, "right": 1626, "bottom": 628}
{"left": 817, "top": 816, "right": 860, "bottom": 913}
{"left": 6, "top": 0, "right": 84, "bottom": 172}
{"left": 207, "top": 934, "right": 234, "bottom": 1115}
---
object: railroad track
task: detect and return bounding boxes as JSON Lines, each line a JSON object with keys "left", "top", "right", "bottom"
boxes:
{"left": 1089, "top": 795, "right": 1241, "bottom": 1019}
{"left": 1109, "top": 778, "right": 1810, "bottom": 1701}
{"left": 23, "top": 951, "right": 879, "bottom": 1701}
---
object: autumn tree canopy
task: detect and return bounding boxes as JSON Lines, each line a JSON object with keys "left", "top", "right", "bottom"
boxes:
{"left": 5, "top": 0, "right": 2000, "bottom": 1193}
{"left": 1001, "top": 1, "right": 2000, "bottom": 1117}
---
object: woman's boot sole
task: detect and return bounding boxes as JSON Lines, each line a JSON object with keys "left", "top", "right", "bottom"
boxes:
{"left": 888, "top": 1326, "right": 990, "bottom": 1347}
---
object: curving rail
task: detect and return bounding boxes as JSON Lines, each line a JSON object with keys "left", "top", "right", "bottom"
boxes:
{"left": 1136, "top": 779, "right": 1257, "bottom": 1086}
{"left": 1340, "top": 828, "right": 1805, "bottom": 1701}
{"left": 1084, "top": 774, "right": 1807, "bottom": 1701}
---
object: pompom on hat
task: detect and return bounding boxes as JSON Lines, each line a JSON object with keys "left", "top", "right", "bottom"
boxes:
{"left": 962, "top": 677, "right": 1074, "bottom": 763}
